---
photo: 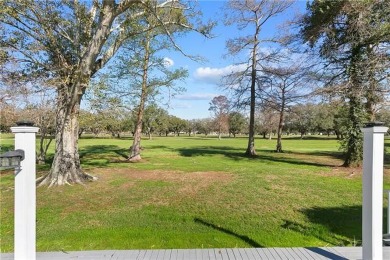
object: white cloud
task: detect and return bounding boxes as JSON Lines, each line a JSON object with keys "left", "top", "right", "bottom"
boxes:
{"left": 176, "top": 93, "right": 217, "bottom": 101}
{"left": 173, "top": 102, "right": 193, "bottom": 109}
{"left": 163, "top": 57, "right": 174, "bottom": 67}
{"left": 193, "top": 64, "right": 247, "bottom": 84}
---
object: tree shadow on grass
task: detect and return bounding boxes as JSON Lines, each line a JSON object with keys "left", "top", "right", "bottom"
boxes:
{"left": 177, "top": 146, "right": 251, "bottom": 161}
{"left": 145, "top": 145, "right": 171, "bottom": 150}
{"left": 258, "top": 154, "right": 336, "bottom": 168}
{"left": 176, "top": 146, "right": 339, "bottom": 167}
{"left": 271, "top": 150, "right": 344, "bottom": 168}
{"left": 78, "top": 143, "right": 345, "bottom": 168}
{"left": 0, "top": 144, "right": 14, "bottom": 151}
{"left": 302, "top": 151, "right": 344, "bottom": 160}
{"left": 79, "top": 145, "right": 129, "bottom": 166}
{"left": 194, "top": 217, "right": 263, "bottom": 248}
{"left": 284, "top": 136, "right": 340, "bottom": 141}
{"left": 282, "top": 206, "right": 363, "bottom": 246}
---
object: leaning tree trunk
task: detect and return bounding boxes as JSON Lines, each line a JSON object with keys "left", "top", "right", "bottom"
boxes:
{"left": 37, "top": 83, "right": 96, "bottom": 186}
{"left": 37, "top": 133, "right": 52, "bottom": 165}
{"left": 36, "top": 1, "right": 132, "bottom": 186}
{"left": 129, "top": 116, "right": 143, "bottom": 162}
{"left": 129, "top": 36, "right": 150, "bottom": 162}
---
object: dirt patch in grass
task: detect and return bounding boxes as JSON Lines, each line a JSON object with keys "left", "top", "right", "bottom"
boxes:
{"left": 318, "top": 166, "right": 390, "bottom": 179}
{"left": 93, "top": 168, "right": 232, "bottom": 182}
{"left": 91, "top": 168, "right": 234, "bottom": 199}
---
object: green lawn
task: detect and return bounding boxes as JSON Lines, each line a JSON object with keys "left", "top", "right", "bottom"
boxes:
{"left": 1, "top": 134, "right": 390, "bottom": 252}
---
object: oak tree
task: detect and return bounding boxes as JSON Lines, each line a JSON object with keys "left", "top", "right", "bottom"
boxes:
{"left": 1, "top": 0, "right": 211, "bottom": 186}
{"left": 300, "top": 0, "right": 390, "bottom": 166}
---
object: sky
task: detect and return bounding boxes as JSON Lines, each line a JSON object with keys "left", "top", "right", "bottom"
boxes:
{"left": 158, "top": 0, "right": 308, "bottom": 120}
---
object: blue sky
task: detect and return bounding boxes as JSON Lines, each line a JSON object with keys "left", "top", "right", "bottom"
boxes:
{"left": 160, "top": 0, "right": 307, "bottom": 120}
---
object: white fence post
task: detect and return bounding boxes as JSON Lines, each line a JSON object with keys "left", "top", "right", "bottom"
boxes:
{"left": 11, "top": 123, "right": 39, "bottom": 260}
{"left": 362, "top": 123, "right": 388, "bottom": 260}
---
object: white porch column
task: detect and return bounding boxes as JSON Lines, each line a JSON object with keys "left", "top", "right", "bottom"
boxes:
{"left": 362, "top": 123, "right": 388, "bottom": 260}
{"left": 11, "top": 123, "right": 39, "bottom": 260}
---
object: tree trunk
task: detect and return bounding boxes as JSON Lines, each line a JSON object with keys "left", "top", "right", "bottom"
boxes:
{"left": 276, "top": 104, "right": 285, "bottom": 153}
{"left": 37, "top": 133, "right": 53, "bottom": 165}
{"left": 342, "top": 47, "right": 364, "bottom": 167}
{"left": 37, "top": 84, "right": 96, "bottom": 186}
{"left": 335, "top": 131, "right": 341, "bottom": 140}
{"left": 78, "top": 128, "right": 84, "bottom": 138}
{"left": 245, "top": 28, "right": 258, "bottom": 157}
{"left": 129, "top": 119, "right": 143, "bottom": 162}
{"left": 129, "top": 36, "right": 151, "bottom": 162}
{"left": 365, "top": 46, "right": 379, "bottom": 122}
{"left": 342, "top": 95, "right": 363, "bottom": 167}
{"left": 37, "top": 132, "right": 46, "bottom": 164}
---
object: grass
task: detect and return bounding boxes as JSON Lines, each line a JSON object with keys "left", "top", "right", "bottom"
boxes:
{"left": 1, "top": 134, "right": 390, "bottom": 252}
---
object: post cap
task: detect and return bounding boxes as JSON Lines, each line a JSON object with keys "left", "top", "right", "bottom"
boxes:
{"left": 16, "top": 120, "right": 34, "bottom": 127}
{"left": 363, "top": 121, "right": 385, "bottom": 128}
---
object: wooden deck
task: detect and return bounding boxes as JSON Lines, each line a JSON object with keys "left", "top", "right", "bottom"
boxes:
{"left": 1, "top": 247, "right": 390, "bottom": 259}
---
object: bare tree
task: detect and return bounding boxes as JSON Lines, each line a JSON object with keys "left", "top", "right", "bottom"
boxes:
{"left": 222, "top": 0, "right": 294, "bottom": 156}
{"left": 255, "top": 107, "right": 278, "bottom": 139}
{"left": 259, "top": 55, "right": 311, "bottom": 152}
{"left": 209, "top": 95, "right": 229, "bottom": 140}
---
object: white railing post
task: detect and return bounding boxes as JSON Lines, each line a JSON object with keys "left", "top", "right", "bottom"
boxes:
{"left": 11, "top": 122, "right": 39, "bottom": 260}
{"left": 361, "top": 122, "right": 388, "bottom": 260}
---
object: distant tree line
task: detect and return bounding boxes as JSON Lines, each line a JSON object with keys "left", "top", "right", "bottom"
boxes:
{"left": 6, "top": 98, "right": 390, "bottom": 143}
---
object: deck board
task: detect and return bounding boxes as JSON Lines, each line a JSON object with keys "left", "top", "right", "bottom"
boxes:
{"left": 218, "top": 249, "right": 229, "bottom": 260}
{"left": 1, "top": 247, "right": 390, "bottom": 259}
{"left": 237, "top": 248, "right": 251, "bottom": 260}
{"left": 279, "top": 248, "right": 291, "bottom": 259}
{"left": 213, "top": 249, "right": 222, "bottom": 260}
{"left": 205, "top": 249, "right": 215, "bottom": 260}
{"left": 292, "top": 247, "right": 315, "bottom": 260}
{"left": 254, "top": 248, "right": 269, "bottom": 260}
{"left": 261, "top": 248, "right": 275, "bottom": 259}
{"left": 290, "top": 248, "right": 302, "bottom": 259}
{"left": 245, "top": 248, "right": 262, "bottom": 260}
{"left": 169, "top": 249, "right": 177, "bottom": 260}
{"left": 267, "top": 248, "right": 283, "bottom": 259}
